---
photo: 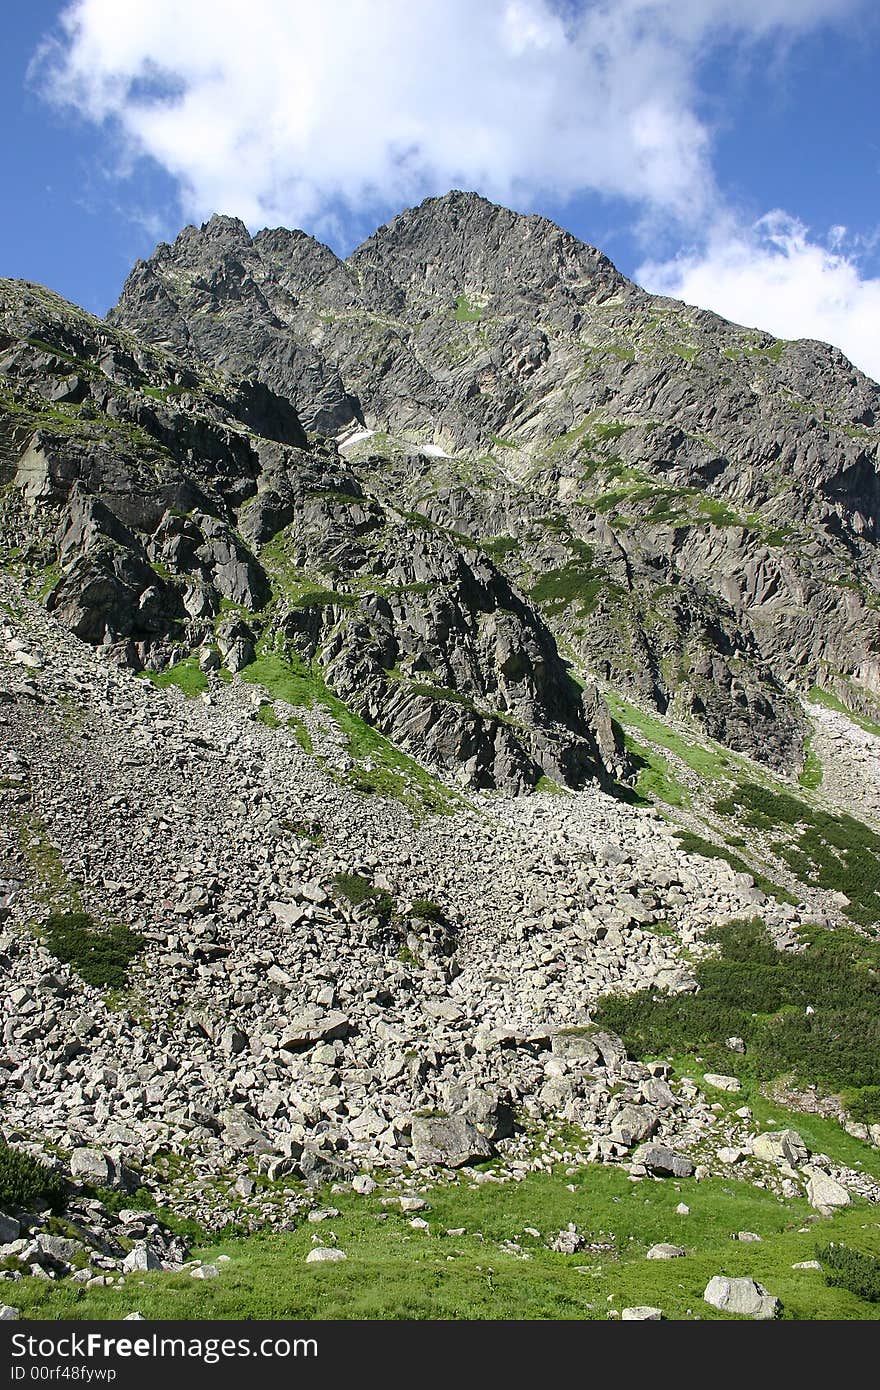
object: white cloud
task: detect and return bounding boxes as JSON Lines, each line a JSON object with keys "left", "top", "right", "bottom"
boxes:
{"left": 639, "top": 213, "right": 880, "bottom": 384}
{"left": 34, "top": 0, "right": 863, "bottom": 237}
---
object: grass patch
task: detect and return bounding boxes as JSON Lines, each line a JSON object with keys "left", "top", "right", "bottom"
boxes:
{"left": 625, "top": 736, "right": 691, "bottom": 809}
{"left": 0, "top": 1143, "right": 66, "bottom": 1214}
{"left": 42, "top": 911, "right": 145, "bottom": 990}
{"left": 606, "top": 694, "right": 730, "bottom": 782}
{"left": 799, "top": 740, "right": 823, "bottom": 790}
{"left": 241, "top": 652, "right": 457, "bottom": 815}
{"left": 9, "top": 1164, "right": 880, "bottom": 1320}
{"left": 256, "top": 701, "right": 281, "bottom": 728}
{"left": 594, "top": 918, "right": 880, "bottom": 1121}
{"left": 144, "top": 656, "right": 208, "bottom": 698}
{"left": 454, "top": 294, "right": 483, "bottom": 322}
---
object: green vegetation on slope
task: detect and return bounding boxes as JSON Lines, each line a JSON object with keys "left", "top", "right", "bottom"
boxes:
{"left": 143, "top": 655, "right": 208, "bottom": 698}
{"left": 714, "top": 782, "right": 880, "bottom": 926}
{"left": 594, "top": 918, "right": 880, "bottom": 1122}
{"left": 240, "top": 651, "right": 456, "bottom": 815}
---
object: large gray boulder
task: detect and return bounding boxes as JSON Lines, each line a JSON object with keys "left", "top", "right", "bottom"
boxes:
{"left": 803, "top": 1166, "right": 851, "bottom": 1212}
{"left": 411, "top": 1115, "right": 494, "bottom": 1168}
{"left": 632, "top": 1144, "right": 694, "bottom": 1178}
{"left": 703, "top": 1276, "right": 781, "bottom": 1319}
{"left": 751, "top": 1129, "right": 808, "bottom": 1167}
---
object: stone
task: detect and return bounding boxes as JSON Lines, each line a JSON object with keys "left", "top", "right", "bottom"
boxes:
{"left": 611, "top": 1104, "right": 657, "bottom": 1147}
{"left": 621, "top": 1306, "right": 662, "bottom": 1320}
{"left": 410, "top": 1116, "right": 494, "bottom": 1168}
{"left": 191, "top": 1264, "right": 219, "bottom": 1279}
{"left": 751, "top": 1129, "right": 808, "bottom": 1167}
{"left": 703, "top": 1073, "right": 742, "bottom": 1092}
{"left": 0, "top": 1305, "right": 21, "bottom": 1320}
{"left": 550, "top": 1030, "right": 600, "bottom": 1064}
{"left": 631, "top": 1144, "right": 694, "bottom": 1178}
{"left": 0, "top": 1216, "right": 21, "bottom": 1243}
{"left": 352, "top": 1175, "right": 376, "bottom": 1195}
{"left": 792, "top": 1261, "right": 821, "bottom": 1271}
{"left": 122, "top": 1244, "right": 163, "bottom": 1274}
{"left": 803, "top": 1167, "right": 851, "bottom": 1212}
{"left": 647, "top": 1243, "right": 685, "bottom": 1260}
{"left": 70, "top": 1147, "right": 111, "bottom": 1186}
{"left": 703, "top": 1276, "right": 781, "bottom": 1319}
{"left": 305, "top": 1248, "right": 346, "bottom": 1263}
{"left": 280, "top": 1009, "right": 351, "bottom": 1049}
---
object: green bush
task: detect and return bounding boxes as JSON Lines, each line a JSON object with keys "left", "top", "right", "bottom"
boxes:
{"left": 818, "top": 1243, "right": 880, "bottom": 1302}
{"left": 43, "top": 911, "right": 145, "bottom": 989}
{"left": 332, "top": 873, "right": 395, "bottom": 926}
{"left": 409, "top": 898, "right": 446, "bottom": 924}
{"left": 0, "top": 1143, "right": 66, "bottom": 1213}
{"left": 593, "top": 920, "right": 880, "bottom": 1121}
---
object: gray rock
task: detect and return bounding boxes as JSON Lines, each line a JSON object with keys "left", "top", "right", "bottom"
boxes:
{"left": 0, "top": 1305, "right": 20, "bottom": 1320}
{"left": 0, "top": 1216, "right": 21, "bottom": 1243}
{"left": 703, "top": 1073, "right": 742, "bottom": 1092}
{"left": 751, "top": 1129, "right": 808, "bottom": 1167}
{"left": 410, "top": 1115, "right": 494, "bottom": 1168}
{"left": 646, "top": 1243, "right": 685, "bottom": 1260}
{"left": 703, "top": 1276, "right": 781, "bottom": 1319}
{"left": 631, "top": 1144, "right": 694, "bottom": 1178}
{"left": 621, "top": 1306, "right": 662, "bottom": 1320}
{"left": 305, "top": 1248, "right": 346, "bottom": 1263}
{"left": 122, "top": 1244, "right": 163, "bottom": 1273}
{"left": 611, "top": 1104, "right": 657, "bottom": 1147}
{"left": 70, "top": 1147, "right": 110, "bottom": 1186}
{"left": 803, "top": 1166, "right": 851, "bottom": 1212}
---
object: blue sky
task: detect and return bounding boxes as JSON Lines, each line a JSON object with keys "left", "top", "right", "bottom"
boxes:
{"left": 3, "top": 1, "right": 879, "bottom": 379}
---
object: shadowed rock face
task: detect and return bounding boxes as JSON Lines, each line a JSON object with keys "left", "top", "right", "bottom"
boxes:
{"left": 4, "top": 190, "right": 880, "bottom": 786}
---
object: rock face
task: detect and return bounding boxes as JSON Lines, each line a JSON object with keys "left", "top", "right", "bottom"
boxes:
{"left": 110, "top": 193, "right": 880, "bottom": 768}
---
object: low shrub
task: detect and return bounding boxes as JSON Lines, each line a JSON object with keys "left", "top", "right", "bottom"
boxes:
{"left": 43, "top": 911, "right": 145, "bottom": 989}
{"left": 818, "top": 1243, "right": 880, "bottom": 1302}
{"left": 0, "top": 1143, "right": 66, "bottom": 1213}
{"left": 332, "top": 872, "right": 395, "bottom": 925}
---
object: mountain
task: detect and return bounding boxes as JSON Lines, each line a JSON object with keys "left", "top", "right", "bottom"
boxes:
{"left": 2, "top": 194, "right": 880, "bottom": 1318}
{"left": 109, "top": 192, "right": 880, "bottom": 775}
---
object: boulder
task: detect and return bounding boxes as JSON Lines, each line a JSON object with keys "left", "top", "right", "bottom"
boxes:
{"left": 611, "top": 1104, "right": 657, "bottom": 1148}
{"left": 122, "top": 1244, "right": 163, "bottom": 1273}
{"left": 280, "top": 1009, "right": 351, "bottom": 1050}
{"left": 703, "top": 1276, "right": 781, "bottom": 1319}
{"left": 306, "top": 1248, "right": 347, "bottom": 1263}
{"left": 647, "top": 1243, "right": 685, "bottom": 1260}
{"left": 631, "top": 1144, "right": 694, "bottom": 1178}
{"left": 803, "top": 1167, "right": 851, "bottom": 1212}
{"left": 751, "top": 1129, "right": 808, "bottom": 1167}
{"left": 621, "top": 1306, "right": 662, "bottom": 1320}
{"left": 703, "top": 1073, "right": 742, "bottom": 1092}
{"left": 411, "top": 1115, "right": 494, "bottom": 1168}
{"left": 70, "top": 1147, "right": 110, "bottom": 1186}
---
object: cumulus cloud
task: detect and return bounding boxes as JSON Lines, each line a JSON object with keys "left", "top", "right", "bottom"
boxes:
{"left": 34, "top": 0, "right": 863, "bottom": 237}
{"left": 639, "top": 213, "right": 880, "bottom": 383}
